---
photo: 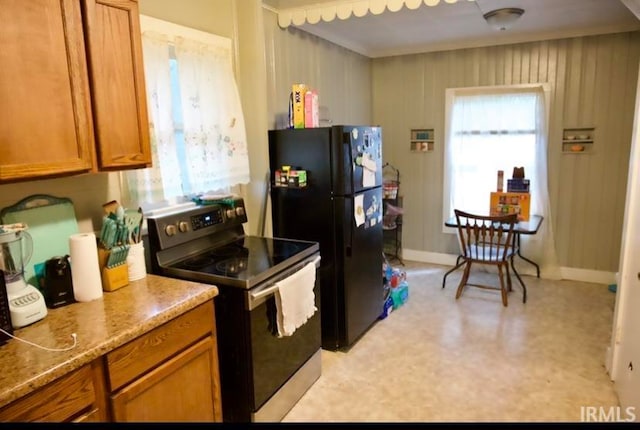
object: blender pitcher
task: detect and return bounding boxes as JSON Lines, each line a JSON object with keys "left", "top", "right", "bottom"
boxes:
{"left": 0, "top": 228, "right": 33, "bottom": 291}
{"left": 0, "top": 224, "right": 47, "bottom": 328}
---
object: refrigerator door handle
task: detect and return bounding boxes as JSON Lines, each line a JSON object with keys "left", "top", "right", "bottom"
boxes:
{"left": 346, "top": 201, "right": 353, "bottom": 257}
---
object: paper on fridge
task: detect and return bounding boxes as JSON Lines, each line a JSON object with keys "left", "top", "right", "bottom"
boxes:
{"left": 361, "top": 154, "right": 376, "bottom": 188}
{"left": 354, "top": 194, "right": 365, "bottom": 227}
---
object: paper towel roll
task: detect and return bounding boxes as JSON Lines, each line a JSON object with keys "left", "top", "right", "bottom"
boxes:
{"left": 69, "top": 232, "right": 103, "bottom": 302}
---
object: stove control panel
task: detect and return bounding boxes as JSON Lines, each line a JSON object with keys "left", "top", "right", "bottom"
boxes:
{"left": 147, "top": 197, "right": 248, "bottom": 252}
{"left": 191, "top": 209, "right": 224, "bottom": 231}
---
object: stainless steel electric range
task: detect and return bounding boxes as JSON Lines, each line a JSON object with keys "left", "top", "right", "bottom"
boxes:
{"left": 145, "top": 197, "right": 321, "bottom": 422}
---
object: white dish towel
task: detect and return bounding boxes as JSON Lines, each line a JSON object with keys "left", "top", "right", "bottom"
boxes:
{"left": 275, "top": 259, "right": 318, "bottom": 337}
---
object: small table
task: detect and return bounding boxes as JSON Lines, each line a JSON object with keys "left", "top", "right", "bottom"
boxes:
{"left": 442, "top": 214, "right": 544, "bottom": 290}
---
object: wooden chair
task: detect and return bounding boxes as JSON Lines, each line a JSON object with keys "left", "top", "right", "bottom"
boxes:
{"left": 453, "top": 209, "right": 525, "bottom": 306}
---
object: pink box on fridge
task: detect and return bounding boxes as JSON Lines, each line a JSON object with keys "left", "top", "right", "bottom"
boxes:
{"left": 304, "top": 90, "right": 319, "bottom": 128}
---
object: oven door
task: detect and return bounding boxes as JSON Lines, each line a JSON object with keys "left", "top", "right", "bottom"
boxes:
{"left": 247, "top": 254, "right": 321, "bottom": 416}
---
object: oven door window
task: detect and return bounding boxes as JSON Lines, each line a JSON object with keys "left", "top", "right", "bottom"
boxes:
{"left": 249, "top": 280, "right": 321, "bottom": 410}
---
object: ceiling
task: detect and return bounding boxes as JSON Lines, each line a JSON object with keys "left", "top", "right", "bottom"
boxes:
{"left": 262, "top": 0, "right": 640, "bottom": 58}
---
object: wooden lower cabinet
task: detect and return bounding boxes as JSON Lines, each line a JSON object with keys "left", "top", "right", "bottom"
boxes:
{"left": 106, "top": 301, "right": 222, "bottom": 422}
{"left": 111, "top": 336, "right": 219, "bottom": 422}
{"left": 0, "top": 361, "right": 106, "bottom": 422}
{"left": 0, "top": 301, "right": 222, "bottom": 422}
{"left": 73, "top": 408, "right": 103, "bottom": 423}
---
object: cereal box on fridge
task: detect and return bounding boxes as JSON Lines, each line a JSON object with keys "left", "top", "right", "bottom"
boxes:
{"left": 291, "top": 84, "right": 308, "bottom": 129}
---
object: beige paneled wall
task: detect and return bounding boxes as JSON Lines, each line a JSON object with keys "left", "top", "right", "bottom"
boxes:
{"left": 372, "top": 32, "right": 640, "bottom": 271}
{"left": 263, "top": 9, "right": 372, "bottom": 129}
{"left": 235, "top": 0, "right": 271, "bottom": 236}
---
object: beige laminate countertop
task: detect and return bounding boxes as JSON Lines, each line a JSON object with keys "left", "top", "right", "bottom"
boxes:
{"left": 0, "top": 274, "right": 218, "bottom": 409}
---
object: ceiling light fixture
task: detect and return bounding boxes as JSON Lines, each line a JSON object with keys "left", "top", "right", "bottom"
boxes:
{"left": 483, "top": 7, "right": 525, "bottom": 31}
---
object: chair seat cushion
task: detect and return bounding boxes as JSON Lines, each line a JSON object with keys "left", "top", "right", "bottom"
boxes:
{"left": 465, "top": 244, "right": 515, "bottom": 262}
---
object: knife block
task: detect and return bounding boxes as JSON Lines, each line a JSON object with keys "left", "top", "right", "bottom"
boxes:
{"left": 97, "top": 246, "right": 129, "bottom": 292}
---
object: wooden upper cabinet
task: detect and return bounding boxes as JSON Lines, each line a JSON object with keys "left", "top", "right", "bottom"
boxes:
{"left": 0, "top": 0, "right": 95, "bottom": 181}
{"left": 82, "top": 0, "right": 151, "bottom": 170}
{"left": 0, "top": 0, "right": 150, "bottom": 183}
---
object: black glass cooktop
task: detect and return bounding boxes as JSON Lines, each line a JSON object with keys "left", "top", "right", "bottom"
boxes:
{"left": 167, "top": 235, "right": 318, "bottom": 288}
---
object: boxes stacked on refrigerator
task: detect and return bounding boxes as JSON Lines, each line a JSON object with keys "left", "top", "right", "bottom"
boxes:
{"left": 289, "top": 84, "right": 319, "bottom": 129}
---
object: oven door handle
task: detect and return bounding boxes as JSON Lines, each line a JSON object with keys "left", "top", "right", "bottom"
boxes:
{"left": 250, "top": 283, "right": 280, "bottom": 303}
{"left": 247, "top": 255, "right": 320, "bottom": 310}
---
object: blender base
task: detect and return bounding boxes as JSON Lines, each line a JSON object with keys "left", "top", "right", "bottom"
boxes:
{"left": 6, "top": 280, "right": 47, "bottom": 329}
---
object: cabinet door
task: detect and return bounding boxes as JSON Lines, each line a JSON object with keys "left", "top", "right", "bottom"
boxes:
{"left": 82, "top": 0, "right": 151, "bottom": 170}
{"left": 111, "top": 336, "right": 222, "bottom": 422}
{"left": 0, "top": 0, "right": 94, "bottom": 181}
{"left": 0, "top": 364, "right": 100, "bottom": 422}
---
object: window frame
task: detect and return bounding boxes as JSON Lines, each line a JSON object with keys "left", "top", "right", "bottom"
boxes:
{"left": 442, "top": 83, "right": 549, "bottom": 234}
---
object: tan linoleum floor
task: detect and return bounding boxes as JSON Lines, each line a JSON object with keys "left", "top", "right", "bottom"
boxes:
{"left": 283, "top": 260, "right": 619, "bottom": 423}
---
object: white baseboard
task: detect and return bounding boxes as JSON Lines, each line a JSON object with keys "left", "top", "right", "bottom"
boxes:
{"left": 402, "top": 249, "right": 459, "bottom": 266}
{"left": 605, "top": 345, "right": 613, "bottom": 379}
{"left": 559, "top": 267, "right": 617, "bottom": 285}
{"left": 402, "top": 248, "right": 617, "bottom": 284}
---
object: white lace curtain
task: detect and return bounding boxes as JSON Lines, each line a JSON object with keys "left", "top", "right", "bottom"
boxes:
{"left": 444, "top": 85, "right": 561, "bottom": 279}
{"left": 123, "top": 24, "right": 250, "bottom": 206}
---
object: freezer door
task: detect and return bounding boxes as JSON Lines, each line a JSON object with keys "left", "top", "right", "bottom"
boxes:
{"left": 269, "top": 128, "right": 334, "bottom": 197}
{"left": 335, "top": 187, "right": 384, "bottom": 347}
{"left": 333, "top": 126, "right": 383, "bottom": 195}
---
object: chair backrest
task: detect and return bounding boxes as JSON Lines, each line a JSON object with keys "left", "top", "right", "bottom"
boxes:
{"left": 454, "top": 209, "right": 517, "bottom": 263}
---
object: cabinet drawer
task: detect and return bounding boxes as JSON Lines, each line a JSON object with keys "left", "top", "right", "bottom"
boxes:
{"left": 106, "top": 301, "right": 214, "bottom": 391}
{"left": 111, "top": 336, "right": 218, "bottom": 422}
{"left": 73, "top": 407, "right": 101, "bottom": 422}
{"left": 0, "top": 364, "right": 95, "bottom": 422}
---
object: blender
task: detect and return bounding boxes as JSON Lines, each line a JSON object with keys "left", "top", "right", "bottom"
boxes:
{"left": 0, "top": 223, "right": 47, "bottom": 328}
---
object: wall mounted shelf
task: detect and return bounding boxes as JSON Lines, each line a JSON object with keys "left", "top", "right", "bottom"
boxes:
{"left": 410, "top": 128, "right": 434, "bottom": 152}
{"left": 562, "top": 127, "right": 594, "bottom": 154}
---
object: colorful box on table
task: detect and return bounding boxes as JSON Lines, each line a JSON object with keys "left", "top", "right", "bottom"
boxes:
{"left": 490, "top": 192, "right": 530, "bottom": 221}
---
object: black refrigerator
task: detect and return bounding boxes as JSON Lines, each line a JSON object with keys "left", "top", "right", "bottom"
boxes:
{"left": 268, "top": 125, "right": 384, "bottom": 350}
